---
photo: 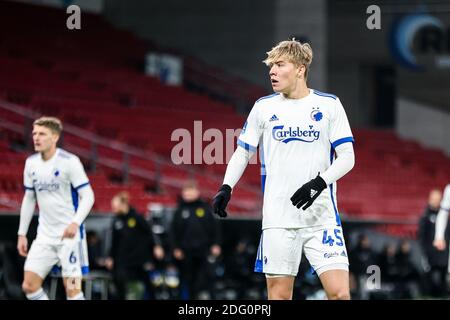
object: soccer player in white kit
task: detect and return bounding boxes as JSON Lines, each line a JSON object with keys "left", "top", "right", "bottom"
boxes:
{"left": 213, "top": 40, "right": 355, "bottom": 300}
{"left": 433, "top": 184, "right": 450, "bottom": 253}
{"left": 17, "top": 117, "right": 95, "bottom": 300}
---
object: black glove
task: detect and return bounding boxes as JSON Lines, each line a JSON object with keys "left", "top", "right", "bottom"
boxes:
{"left": 290, "top": 175, "right": 327, "bottom": 211}
{"left": 212, "top": 184, "right": 232, "bottom": 218}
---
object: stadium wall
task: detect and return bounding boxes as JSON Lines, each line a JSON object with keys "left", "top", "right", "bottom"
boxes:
{"left": 274, "top": 0, "right": 327, "bottom": 93}
{"left": 12, "top": 0, "right": 104, "bottom": 12}
{"left": 328, "top": 0, "right": 450, "bottom": 128}
{"left": 102, "top": 0, "right": 327, "bottom": 92}
{"left": 397, "top": 97, "right": 450, "bottom": 157}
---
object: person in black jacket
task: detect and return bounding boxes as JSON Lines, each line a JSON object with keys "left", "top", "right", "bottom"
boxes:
{"left": 348, "top": 233, "right": 377, "bottom": 298}
{"left": 349, "top": 234, "right": 377, "bottom": 277}
{"left": 171, "top": 180, "right": 222, "bottom": 299}
{"left": 395, "top": 239, "right": 420, "bottom": 299}
{"left": 105, "top": 191, "right": 164, "bottom": 299}
{"left": 418, "top": 188, "right": 448, "bottom": 297}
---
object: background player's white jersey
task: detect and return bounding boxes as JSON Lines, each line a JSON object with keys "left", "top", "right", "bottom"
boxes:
{"left": 238, "top": 89, "right": 354, "bottom": 229}
{"left": 441, "top": 184, "right": 450, "bottom": 211}
{"left": 23, "top": 148, "right": 90, "bottom": 243}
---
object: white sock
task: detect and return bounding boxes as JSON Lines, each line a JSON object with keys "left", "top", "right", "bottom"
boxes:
{"left": 67, "top": 292, "right": 85, "bottom": 300}
{"left": 26, "top": 288, "right": 49, "bottom": 300}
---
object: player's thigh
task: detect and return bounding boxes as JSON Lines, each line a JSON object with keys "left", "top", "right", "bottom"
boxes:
{"left": 266, "top": 275, "right": 296, "bottom": 300}
{"left": 23, "top": 271, "right": 45, "bottom": 292}
{"left": 302, "top": 225, "right": 349, "bottom": 277}
{"left": 255, "top": 228, "right": 303, "bottom": 276}
{"left": 57, "top": 239, "right": 82, "bottom": 278}
{"left": 24, "top": 241, "right": 58, "bottom": 280}
{"left": 319, "top": 269, "right": 350, "bottom": 300}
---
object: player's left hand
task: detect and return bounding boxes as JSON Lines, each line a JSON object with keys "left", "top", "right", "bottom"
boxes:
{"left": 62, "top": 222, "right": 79, "bottom": 240}
{"left": 433, "top": 239, "right": 446, "bottom": 251}
{"left": 210, "top": 244, "right": 221, "bottom": 257}
{"left": 290, "top": 175, "right": 327, "bottom": 210}
{"left": 212, "top": 184, "right": 232, "bottom": 218}
{"left": 153, "top": 245, "right": 165, "bottom": 260}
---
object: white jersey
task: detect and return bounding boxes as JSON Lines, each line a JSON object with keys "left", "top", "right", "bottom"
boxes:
{"left": 238, "top": 89, "right": 354, "bottom": 229}
{"left": 23, "top": 148, "right": 90, "bottom": 243}
{"left": 435, "top": 184, "right": 450, "bottom": 242}
{"left": 441, "top": 184, "right": 450, "bottom": 211}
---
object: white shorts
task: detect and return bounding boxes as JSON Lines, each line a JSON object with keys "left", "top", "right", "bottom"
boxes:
{"left": 24, "top": 238, "right": 84, "bottom": 279}
{"left": 254, "top": 226, "right": 349, "bottom": 277}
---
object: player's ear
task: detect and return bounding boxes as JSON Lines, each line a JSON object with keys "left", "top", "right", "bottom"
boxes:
{"left": 298, "top": 65, "right": 306, "bottom": 78}
{"left": 53, "top": 133, "right": 60, "bottom": 144}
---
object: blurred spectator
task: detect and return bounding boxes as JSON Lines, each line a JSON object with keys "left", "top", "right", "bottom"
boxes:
{"left": 377, "top": 242, "right": 399, "bottom": 289}
{"left": 377, "top": 240, "right": 420, "bottom": 299}
{"left": 348, "top": 234, "right": 377, "bottom": 299}
{"left": 105, "top": 191, "right": 164, "bottom": 300}
{"left": 226, "top": 238, "right": 254, "bottom": 299}
{"left": 86, "top": 231, "right": 106, "bottom": 271}
{"left": 171, "top": 180, "right": 222, "bottom": 299}
{"left": 434, "top": 184, "right": 450, "bottom": 251}
{"left": 349, "top": 234, "right": 377, "bottom": 276}
{"left": 395, "top": 240, "right": 420, "bottom": 299}
{"left": 0, "top": 243, "right": 25, "bottom": 300}
{"left": 418, "top": 188, "right": 449, "bottom": 297}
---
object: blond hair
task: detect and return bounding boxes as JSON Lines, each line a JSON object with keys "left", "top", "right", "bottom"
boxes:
{"left": 33, "top": 116, "right": 63, "bottom": 135}
{"left": 263, "top": 39, "right": 313, "bottom": 79}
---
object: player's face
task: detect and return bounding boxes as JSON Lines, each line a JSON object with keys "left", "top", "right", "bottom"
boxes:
{"left": 429, "top": 190, "right": 442, "bottom": 208}
{"left": 111, "top": 197, "right": 127, "bottom": 214}
{"left": 269, "top": 58, "right": 303, "bottom": 94}
{"left": 182, "top": 187, "right": 200, "bottom": 202}
{"left": 32, "top": 125, "right": 58, "bottom": 153}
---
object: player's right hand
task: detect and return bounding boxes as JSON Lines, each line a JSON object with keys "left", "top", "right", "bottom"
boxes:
{"left": 154, "top": 245, "right": 165, "bottom": 261}
{"left": 17, "top": 235, "right": 28, "bottom": 257}
{"left": 173, "top": 248, "right": 185, "bottom": 260}
{"left": 433, "top": 239, "right": 446, "bottom": 251}
{"left": 212, "top": 184, "right": 232, "bottom": 218}
{"left": 104, "top": 257, "right": 114, "bottom": 270}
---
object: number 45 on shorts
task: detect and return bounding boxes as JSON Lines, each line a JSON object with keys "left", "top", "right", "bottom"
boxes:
{"left": 322, "top": 229, "right": 344, "bottom": 247}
